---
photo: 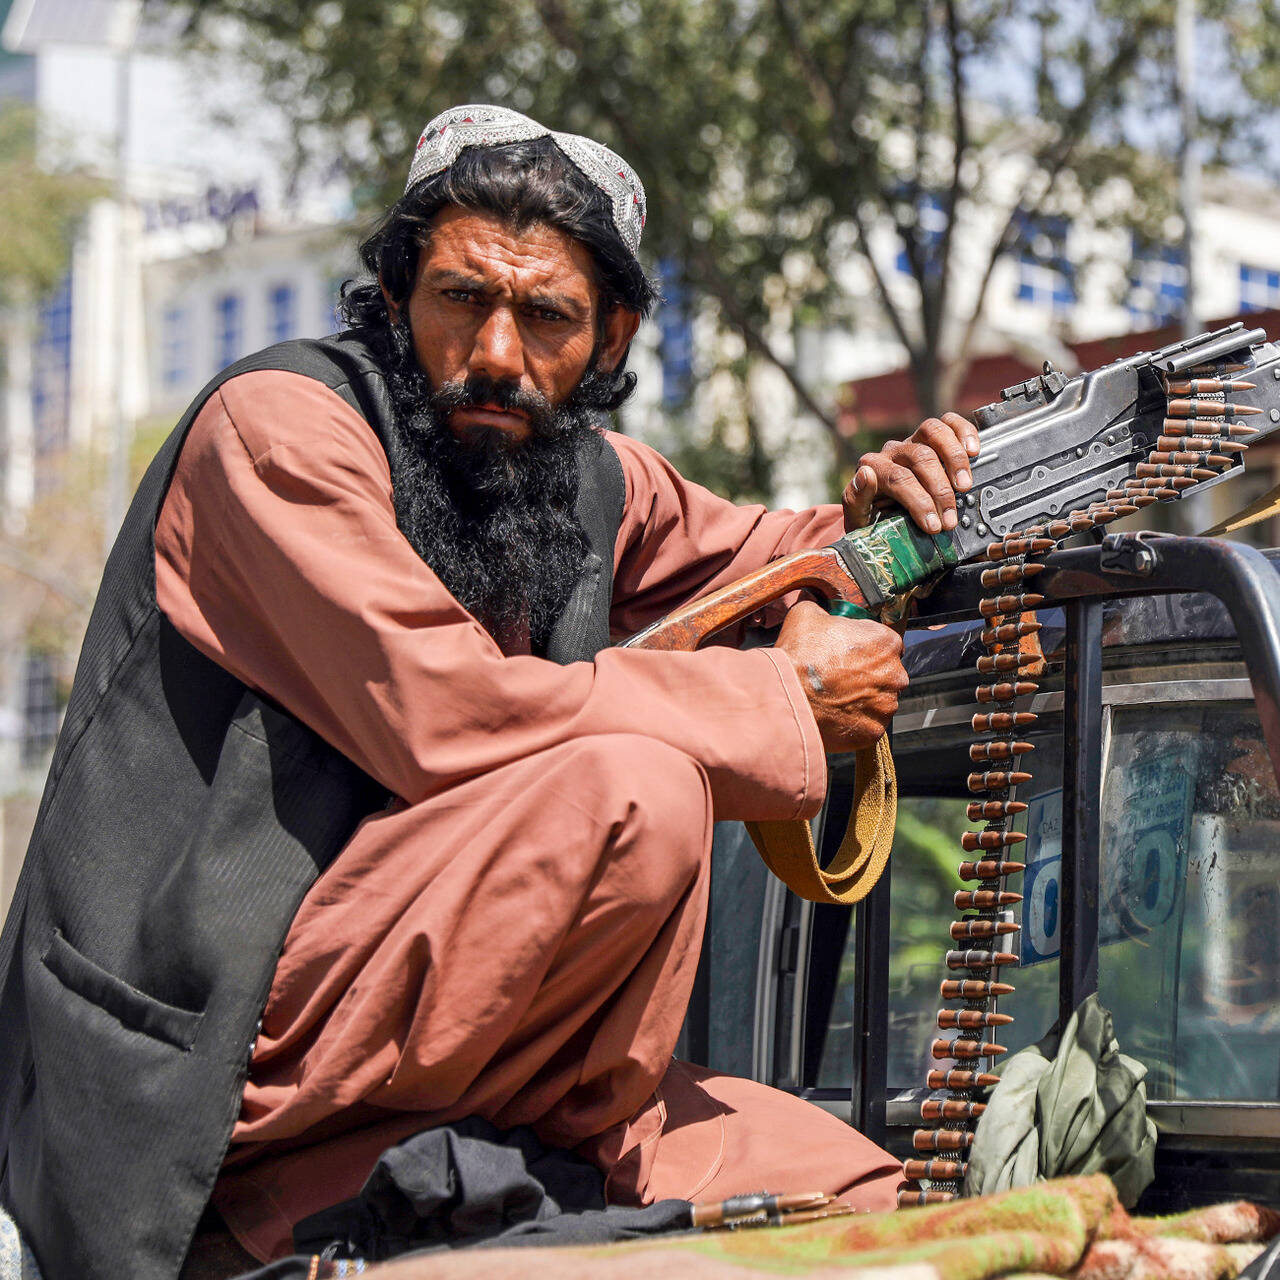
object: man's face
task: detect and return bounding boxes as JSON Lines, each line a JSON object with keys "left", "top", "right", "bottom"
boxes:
{"left": 395, "top": 206, "right": 638, "bottom": 444}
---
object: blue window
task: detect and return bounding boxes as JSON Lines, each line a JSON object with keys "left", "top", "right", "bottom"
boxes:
{"left": 268, "top": 283, "right": 296, "bottom": 344}
{"left": 1239, "top": 263, "right": 1280, "bottom": 314}
{"left": 1128, "top": 240, "right": 1187, "bottom": 329}
{"left": 32, "top": 274, "right": 72, "bottom": 459}
{"left": 895, "top": 193, "right": 947, "bottom": 280}
{"left": 1014, "top": 214, "right": 1074, "bottom": 312}
{"left": 161, "top": 304, "right": 189, "bottom": 389}
{"left": 214, "top": 292, "right": 243, "bottom": 370}
{"left": 657, "top": 260, "right": 693, "bottom": 409}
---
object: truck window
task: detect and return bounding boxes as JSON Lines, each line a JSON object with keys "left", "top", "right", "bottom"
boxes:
{"left": 1101, "top": 701, "right": 1280, "bottom": 1101}
{"left": 812, "top": 693, "right": 1280, "bottom": 1106}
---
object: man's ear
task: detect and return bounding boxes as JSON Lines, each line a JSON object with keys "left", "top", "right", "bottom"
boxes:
{"left": 380, "top": 277, "right": 400, "bottom": 324}
{"left": 597, "top": 305, "right": 642, "bottom": 372}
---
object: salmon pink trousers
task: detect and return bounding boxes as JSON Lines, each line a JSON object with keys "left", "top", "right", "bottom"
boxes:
{"left": 213, "top": 735, "right": 901, "bottom": 1261}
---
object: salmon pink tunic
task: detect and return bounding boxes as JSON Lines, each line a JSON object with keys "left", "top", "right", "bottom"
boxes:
{"left": 155, "top": 372, "right": 899, "bottom": 1261}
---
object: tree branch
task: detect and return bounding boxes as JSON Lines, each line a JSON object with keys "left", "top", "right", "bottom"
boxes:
{"left": 950, "top": 25, "right": 1147, "bottom": 385}
{"left": 535, "top": 0, "right": 847, "bottom": 452}
{"left": 772, "top": 0, "right": 840, "bottom": 119}
{"left": 932, "top": 0, "right": 969, "bottom": 341}
{"left": 689, "top": 244, "right": 843, "bottom": 441}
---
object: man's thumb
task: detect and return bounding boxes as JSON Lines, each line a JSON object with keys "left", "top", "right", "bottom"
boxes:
{"left": 844, "top": 465, "right": 878, "bottom": 531}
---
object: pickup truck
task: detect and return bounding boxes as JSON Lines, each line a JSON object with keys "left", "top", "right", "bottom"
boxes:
{"left": 678, "top": 531, "right": 1280, "bottom": 1214}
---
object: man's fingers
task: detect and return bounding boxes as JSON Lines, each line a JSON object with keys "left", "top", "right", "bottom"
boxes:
{"left": 847, "top": 411, "right": 978, "bottom": 537}
{"left": 842, "top": 464, "right": 879, "bottom": 531}
{"left": 878, "top": 441, "right": 958, "bottom": 532}
{"left": 916, "top": 415, "right": 977, "bottom": 493}
{"left": 942, "top": 411, "right": 980, "bottom": 458}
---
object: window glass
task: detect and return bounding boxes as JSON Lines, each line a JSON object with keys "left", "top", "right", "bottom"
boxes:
{"left": 693, "top": 822, "right": 771, "bottom": 1078}
{"left": 214, "top": 292, "right": 243, "bottom": 370}
{"left": 268, "top": 283, "right": 296, "bottom": 344}
{"left": 656, "top": 260, "right": 694, "bottom": 409}
{"left": 162, "top": 304, "right": 189, "bottom": 390}
{"left": 1099, "top": 702, "right": 1280, "bottom": 1100}
{"left": 1014, "top": 215, "right": 1074, "bottom": 312}
{"left": 816, "top": 724, "right": 1064, "bottom": 1092}
{"left": 894, "top": 193, "right": 947, "bottom": 281}
{"left": 813, "top": 695, "right": 1280, "bottom": 1106}
{"left": 1128, "top": 239, "right": 1186, "bottom": 328}
{"left": 1239, "top": 263, "right": 1280, "bottom": 314}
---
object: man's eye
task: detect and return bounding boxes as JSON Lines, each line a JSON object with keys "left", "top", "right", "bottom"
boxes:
{"left": 534, "top": 307, "right": 566, "bottom": 323}
{"left": 444, "top": 289, "right": 477, "bottom": 303}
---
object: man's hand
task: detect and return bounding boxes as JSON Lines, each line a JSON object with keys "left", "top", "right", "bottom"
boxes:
{"left": 843, "top": 411, "right": 981, "bottom": 534}
{"left": 776, "top": 600, "right": 909, "bottom": 753}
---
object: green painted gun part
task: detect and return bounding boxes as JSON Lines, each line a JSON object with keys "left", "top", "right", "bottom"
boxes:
{"left": 828, "top": 600, "right": 876, "bottom": 621}
{"left": 832, "top": 513, "right": 961, "bottom": 609}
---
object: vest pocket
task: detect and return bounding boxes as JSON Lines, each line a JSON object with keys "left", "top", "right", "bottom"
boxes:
{"left": 40, "top": 929, "right": 203, "bottom": 1052}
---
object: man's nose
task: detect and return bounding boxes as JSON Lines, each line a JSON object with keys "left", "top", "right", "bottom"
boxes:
{"left": 468, "top": 306, "right": 525, "bottom": 383}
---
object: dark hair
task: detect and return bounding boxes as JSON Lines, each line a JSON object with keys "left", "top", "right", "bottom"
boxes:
{"left": 340, "top": 137, "right": 659, "bottom": 409}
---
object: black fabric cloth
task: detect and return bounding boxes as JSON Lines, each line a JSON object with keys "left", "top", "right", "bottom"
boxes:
{"left": 230, "top": 1119, "right": 693, "bottom": 1279}
{"left": 0, "top": 334, "right": 625, "bottom": 1280}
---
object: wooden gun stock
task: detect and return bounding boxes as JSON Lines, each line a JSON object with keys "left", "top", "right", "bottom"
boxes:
{"left": 622, "top": 514, "right": 958, "bottom": 653}
{"left": 621, "top": 545, "right": 867, "bottom": 652}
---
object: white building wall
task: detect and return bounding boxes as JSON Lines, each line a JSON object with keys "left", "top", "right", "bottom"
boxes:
{"left": 1, "top": 306, "right": 34, "bottom": 532}
{"left": 823, "top": 185, "right": 1280, "bottom": 399}
{"left": 0, "top": 6, "right": 358, "bottom": 846}
{"left": 143, "top": 225, "right": 357, "bottom": 416}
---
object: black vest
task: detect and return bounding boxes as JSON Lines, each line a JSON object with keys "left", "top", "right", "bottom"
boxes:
{"left": 0, "top": 335, "right": 625, "bottom": 1280}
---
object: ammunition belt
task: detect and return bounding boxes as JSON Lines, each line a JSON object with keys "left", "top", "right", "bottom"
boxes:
{"left": 898, "top": 368, "right": 1261, "bottom": 1206}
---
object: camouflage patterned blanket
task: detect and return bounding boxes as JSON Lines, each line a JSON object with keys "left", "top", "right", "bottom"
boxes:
{"left": 363, "top": 1174, "right": 1278, "bottom": 1279}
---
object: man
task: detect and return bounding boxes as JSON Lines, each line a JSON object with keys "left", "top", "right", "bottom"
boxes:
{"left": 0, "top": 105, "right": 978, "bottom": 1278}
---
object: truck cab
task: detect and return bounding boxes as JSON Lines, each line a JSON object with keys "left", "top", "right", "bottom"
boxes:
{"left": 682, "top": 532, "right": 1280, "bottom": 1211}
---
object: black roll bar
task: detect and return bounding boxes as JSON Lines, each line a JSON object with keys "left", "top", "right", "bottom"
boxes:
{"left": 912, "top": 533, "right": 1280, "bottom": 791}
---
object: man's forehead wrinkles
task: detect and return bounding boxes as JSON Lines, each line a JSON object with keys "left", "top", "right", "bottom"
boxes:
{"left": 423, "top": 244, "right": 593, "bottom": 314}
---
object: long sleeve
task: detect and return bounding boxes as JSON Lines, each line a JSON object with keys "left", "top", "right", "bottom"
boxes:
{"left": 155, "top": 371, "right": 828, "bottom": 822}
{"left": 606, "top": 432, "right": 845, "bottom": 638}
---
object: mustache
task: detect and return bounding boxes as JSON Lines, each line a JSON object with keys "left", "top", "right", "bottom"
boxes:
{"left": 427, "top": 375, "right": 558, "bottom": 439}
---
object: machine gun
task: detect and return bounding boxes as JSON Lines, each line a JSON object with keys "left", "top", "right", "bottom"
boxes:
{"left": 625, "top": 320, "right": 1280, "bottom": 1206}
{"left": 625, "top": 321, "right": 1280, "bottom": 647}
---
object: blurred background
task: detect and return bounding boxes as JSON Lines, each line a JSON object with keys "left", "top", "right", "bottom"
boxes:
{"left": 2, "top": 0, "right": 1280, "bottom": 914}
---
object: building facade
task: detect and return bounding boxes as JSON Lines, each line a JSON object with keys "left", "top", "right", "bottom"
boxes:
{"left": 0, "top": 0, "right": 357, "bottom": 914}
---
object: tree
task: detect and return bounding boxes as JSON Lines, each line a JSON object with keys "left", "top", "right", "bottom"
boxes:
{"left": 176, "top": 0, "right": 1280, "bottom": 474}
{"left": 0, "top": 104, "right": 102, "bottom": 703}
{"left": 0, "top": 105, "right": 100, "bottom": 304}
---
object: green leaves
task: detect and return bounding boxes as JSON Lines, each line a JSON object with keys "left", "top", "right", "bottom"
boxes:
{"left": 0, "top": 106, "right": 101, "bottom": 305}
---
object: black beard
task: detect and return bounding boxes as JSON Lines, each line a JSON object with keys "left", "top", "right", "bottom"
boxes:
{"left": 369, "top": 320, "right": 614, "bottom": 653}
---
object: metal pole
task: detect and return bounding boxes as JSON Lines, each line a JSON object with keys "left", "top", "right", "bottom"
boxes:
{"left": 1174, "top": 0, "right": 1206, "bottom": 533}
{"left": 1059, "top": 598, "right": 1103, "bottom": 1030}
{"left": 1177, "top": 0, "right": 1199, "bottom": 338}
{"left": 104, "top": 47, "right": 133, "bottom": 551}
{"left": 850, "top": 876, "right": 891, "bottom": 1148}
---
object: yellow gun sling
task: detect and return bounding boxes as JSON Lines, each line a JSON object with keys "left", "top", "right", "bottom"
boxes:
{"left": 744, "top": 733, "right": 896, "bottom": 905}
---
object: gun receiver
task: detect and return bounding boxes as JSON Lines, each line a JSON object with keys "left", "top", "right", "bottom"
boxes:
{"left": 954, "top": 321, "right": 1274, "bottom": 556}
{"left": 626, "top": 321, "right": 1279, "bottom": 651}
